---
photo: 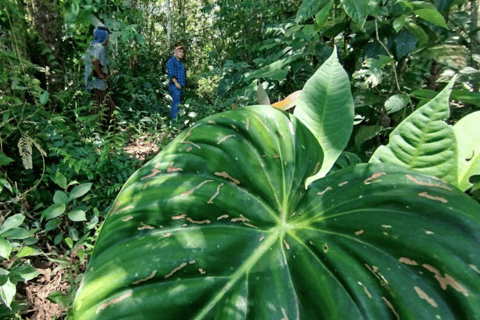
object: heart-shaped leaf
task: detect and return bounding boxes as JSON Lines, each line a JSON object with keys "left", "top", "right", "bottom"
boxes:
{"left": 70, "top": 107, "right": 480, "bottom": 320}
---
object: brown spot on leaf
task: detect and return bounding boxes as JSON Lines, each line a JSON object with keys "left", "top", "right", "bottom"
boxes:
{"left": 418, "top": 192, "right": 448, "bottom": 203}
{"left": 382, "top": 225, "right": 392, "bottom": 229}
{"left": 167, "top": 162, "right": 183, "bottom": 172}
{"left": 406, "top": 175, "right": 452, "bottom": 190}
{"left": 217, "top": 134, "right": 236, "bottom": 145}
{"left": 399, "top": 257, "right": 418, "bottom": 266}
{"left": 208, "top": 120, "right": 215, "bottom": 124}
{"left": 182, "top": 180, "right": 214, "bottom": 197}
{"left": 231, "top": 215, "right": 249, "bottom": 223}
{"left": 323, "top": 244, "right": 329, "bottom": 253}
{"left": 470, "top": 265, "right": 480, "bottom": 274}
{"left": 132, "top": 270, "right": 157, "bottom": 285}
{"left": 123, "top": 216, "right": 133, "bottom": 222}
{"left": 180, "top": 124, "right": 201, "bottom": 149}
{"left": 217, "top": 214, "right": 229, "bottom": 220}
{"left": 423, "top": 264, "right": 469, "bottom": 296}
{"left": 186, "top": 147, "right": 193, "bottom": 152}
{"left": 338, "top": 181, "right": 348, "bottom": 187}
{"left": 414, "top": 286, "right": 438, "bottom": 308}
{"left": 96, "top": 292, "right": 132, "bottom": 314}
{"left": 259, "top": 236, "right": 265, "bottom": 242}
{"left": 358, "top": 282, "right": 372, "bottom": 298}
{"left": 186, "top": 217, "right": 211, "bottom": 225}
{"left": 141, "top": 163, "right": 162, "bottom": 181}
{"left": 243, "top": 223, "right": 258, "bottom": 228}
{"left": 284, "top": 239, "right": 290, "bottom": 250}
{"left": 164, "top": 262, "right": 188, "bottom": 279}
{"left": 317, "top": 186, "right": 332, "bottom": 195}
{"left": 355, "top": 230, "right": 364, "bottom": 236}
{"left": 215, "top": 171, "right": 240, "bottom": 184}
{"left": 207, "top": 183, "right": 224, "bottom": 204}
{"left": 382, "top": 297, "right": 400, "bottom": 320}
{"left": 364, "top": 172, "right": 386, "bottom": 184}
{"left": 137, "top": 223, "right": 154, "bottom": 230}
{"left": 114, "top": 205, "right": 134, "bottom": 215}
{"left": 163, "top": 233, "right": 172, "bottom": 238}
{"left": 189, "top": 260, "right": 196, "bottom": 264}
{"left": 246, "top": 118, "right": 250, "bottom": 130}
{"left": 199, "top": 268, "right": 206, "bottom": 274}
{"left": 172, "top": 214, "right": 187, "bottom": 220}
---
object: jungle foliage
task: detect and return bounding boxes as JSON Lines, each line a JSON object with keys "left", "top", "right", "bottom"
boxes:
{"left": 0, "top": 0, "right": 479, "bottom": 318}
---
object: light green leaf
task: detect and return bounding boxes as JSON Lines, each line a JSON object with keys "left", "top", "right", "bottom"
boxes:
{"left": 355, "top": 125, "right": 382, "bottom": 149}
{"left": 393, "top": 16, "right": 407, "bottom": 32}
{"left": 296, "top": 0, "right": 331, "bottom": 23}
{"left": 16, "top": 246, "right": 41, "bottom": 258}
{"left": 0, "top": 237, "right": 12, "bottom": 260}
{"left": 65, "top": 237, "right": 73, "bottom": 249}
{"left": 340, "top": 0, "right": 378, "bottom": 27}
{"left": 42, "top": 203, "right": 66, "bottom": 220}
{"left": 10, "top": 262, "right": 40, "bottom": 282}
{"left": 45, "top": 219, "right": 62, "bottom": 232}
{"left": 256, "top": 82, "right": 270, "bottom": 106}
{"left": 0, "top": 228, "right": 31, "bottom": 240}
{"left": 39, "top": 91, "right": 49, "bottom": 105}
{"left": 415, "top": 8, "right": 448, "bottom": 28}
{"left": 55, "top": 171, "right": 67, "bottom": 189}
{"left": 385, "top": 93, "right": 409, "bottom": 114}
{"left": 314, "top": 0, "right": 334, "bottom": 30}
{"left": 68, "top": 210, "right": 87, "bottom": 222}
{"left": 405, "top": 22, "right": 429, "bottom": 46}
{"left": 53, "top": 191, "right": 69, "bottom": 204}
{"left": 0, "top": 274, "right": 15, "bottom": 309}
{"left": 0, "top": 214, "right": 25, "bottom": 234}
{"left": 68, "top": 183, "right": 93, "bottom": 201}
{"left": 294, "top": 47, "right": 354, "bottom": 181}
{"left": 370, "top": 78, "right": 458, "bottom": 184}
{"left": 0, "top": 152, "right": 14, "bottom": 166}
{"left": 0, "top": 179, "right": 13, "bottom": 194}
{"left": 453, "top": 111, "right": 480, "bottom": 191}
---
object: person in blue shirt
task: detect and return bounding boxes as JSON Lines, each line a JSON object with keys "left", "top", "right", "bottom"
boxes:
{"left": 166, "top": 44, "right": 186, "bottom": 119}
{"left": 84, "top": 24, "right": 116, "bottom": 124}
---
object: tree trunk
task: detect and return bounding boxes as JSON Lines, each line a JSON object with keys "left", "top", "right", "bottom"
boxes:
{"left": 165, "top": 0, "right": 173, "bottom": 49}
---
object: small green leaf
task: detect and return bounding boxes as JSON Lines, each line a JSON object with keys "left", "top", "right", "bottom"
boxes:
{"left": 68, "top": 183, "right": 92, "bottom": 201}
{"left": 0, "top": 179, "right": 13, "bottom": 194}
{"left": 16, "top": 246, "right": 41, "bottom": 258}
{"left": 45, "top": 219, "right": 62, "bottom": 232}
{"left": 415, "top": 8, "right": 448, "bottom": 29}
{"left": 0, "top": 275, "right": 15, "bottom": 308}
{"left": 54, "top": 233, "right": 63, "bottom": 246}
{"left": 0, "top": 214, "right": 25, "bottom": 234}
{"left": 355, "top": 125, "right": 382, "bottom": 149}
{"left": 393, "top": 16, "right": 406, "bottom": 32}
{"left": 0, "top": 152, "right": 14, "bottom": 166}
{"left": 340, "top": 0, "right": 378, "bottom": 27}
{"left": 42, "top": 203, "right": 66, "bottom": 220}
{"left": 65, "top": 237, "right": 73, "bottom": 249}
{"left": 68, "top": 210, "right": 87, "bottom": 222}
{"left": 296, "top": 0, "right": 331, "bottom": 23}
{"left": 314, "top": 0, "right": 334, "bottom": 30}
{"left": 405, "top": 22, "right": 429, "bottom": 46}
{"left": 10, "top": 262, "right": 40, "bottom": 282}
{"left": 256, "top": 82, "right": 270, "bottom": 106}
{"left": 385, "top": 93, "right": 409, "bottom": 114}
{"left": 39, "top": 91, "right": 49, "bottom": 105}
{"left": 453, "top": 111, "right": 480, "bottom": 191}
{"left": 55, "top": 171, "right": 67, "bottom": 189}
{"left": 0, "top": 237, "right": 12, "bottom": 260}
{"left": 53, "top": 191, "right": 69, "bottom": 204}
{"left": 0, "top": 228, "right": 31, "bottom": 240}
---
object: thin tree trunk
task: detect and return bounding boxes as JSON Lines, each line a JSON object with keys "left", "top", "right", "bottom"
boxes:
{"left": 165, "top": 0, "right": 173, "bottom": 49}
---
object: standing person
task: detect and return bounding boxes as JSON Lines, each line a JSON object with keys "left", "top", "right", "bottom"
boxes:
{"left": 166, "top": 44, "right": 186, "bottom": 120}
{"left": 84, "top": 24, "right": 116, "bottom": 125}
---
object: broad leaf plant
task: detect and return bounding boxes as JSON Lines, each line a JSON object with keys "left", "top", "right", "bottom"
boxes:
{"left": 69, "top": 50, "right": 480, "bottom": 320}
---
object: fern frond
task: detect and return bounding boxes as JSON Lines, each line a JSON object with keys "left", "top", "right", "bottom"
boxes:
{"left": 18, "top": 135, "right": 33, "bottom": 170}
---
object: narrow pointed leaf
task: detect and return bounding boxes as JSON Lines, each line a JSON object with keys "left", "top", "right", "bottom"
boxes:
{"left": 71, "top": 107, "right": 480, "bottom": 320}
{"left": 256, "top": 82, "right": 270, "bottom": 106}
{"left": 0, "top": 214, "right": 25, "bottom": 234}
{"left": 370, "top": 78, "right": 458, "bottom": 184}
{"left": 294, "top": 47, "right": 354, "bottom": 180}
{"left": 453, "top": 111, "right": 480, "bottom": 191}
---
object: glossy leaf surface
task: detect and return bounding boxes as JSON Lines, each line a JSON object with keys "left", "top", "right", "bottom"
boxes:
{"left": 70, "top": 107, "right": 480, "bottom": 320}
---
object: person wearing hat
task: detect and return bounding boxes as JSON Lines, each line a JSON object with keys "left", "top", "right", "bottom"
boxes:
{"left": 84, "top": 24, "right": 116, "bottom": 124}
{"left": 166, "top": 44, "right": 186, "bottom": 120}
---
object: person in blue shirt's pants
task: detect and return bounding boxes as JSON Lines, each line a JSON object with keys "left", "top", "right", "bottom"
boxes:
{"left": 166, "top": 44, "right": 186, "bottom": 120}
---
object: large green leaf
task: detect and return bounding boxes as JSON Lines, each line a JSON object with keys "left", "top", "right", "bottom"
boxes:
{"left": 294, "top": 48, "right": 354, "bottom": 181}
{"left": 340, "top": 0, "right": 378, "bottom": 27}
{"left": 70, "top": 106, "right": 480, "bottom": 320}
{"left": 454, "top": 111, "right": 480, "bottom": 191}
{"left": 296, "top": 0, "right": 331, "bottom": 23}
{"left": 369, "top": 78, "right": 458, "bottom": 184}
